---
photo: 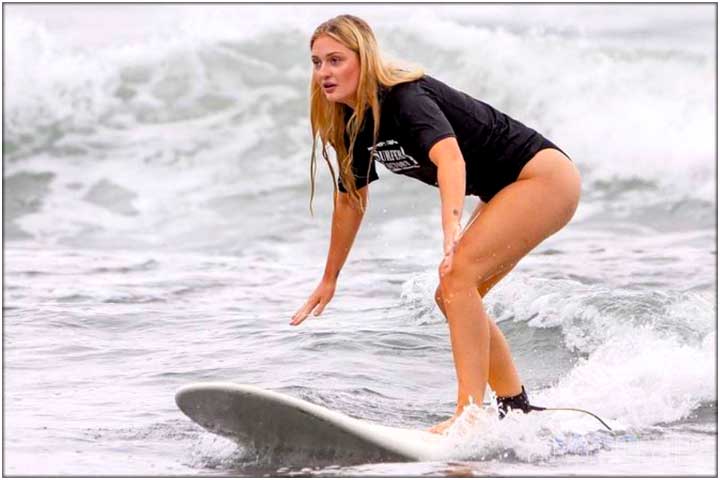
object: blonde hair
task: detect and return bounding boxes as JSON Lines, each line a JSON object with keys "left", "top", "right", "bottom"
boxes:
{"left": 308, "top": 14, "right": 424, "bottom": 213}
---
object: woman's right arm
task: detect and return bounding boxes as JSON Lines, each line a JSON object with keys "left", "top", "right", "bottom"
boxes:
{"left": 290, "top": 186, "right": 369, "bottom": 326}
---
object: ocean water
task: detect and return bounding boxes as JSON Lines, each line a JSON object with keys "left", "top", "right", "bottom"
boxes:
{"left": 3, "top": 3, "right": 717, "bottom": 476}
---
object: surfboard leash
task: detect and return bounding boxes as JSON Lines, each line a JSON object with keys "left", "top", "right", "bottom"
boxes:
{"left": 496, "top": 386, "right": 613, "bottom": 432}
{"left": 526, "top": 404, "right": 613, "bottom": 432}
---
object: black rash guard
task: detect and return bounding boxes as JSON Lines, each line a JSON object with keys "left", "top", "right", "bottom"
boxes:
{"left": 337, "top": 75, "right": 562, "bottom": 202}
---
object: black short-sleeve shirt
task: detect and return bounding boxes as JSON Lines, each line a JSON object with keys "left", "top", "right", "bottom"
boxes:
{"left": 337, "top": 75, "right": 551, "bottom": 202}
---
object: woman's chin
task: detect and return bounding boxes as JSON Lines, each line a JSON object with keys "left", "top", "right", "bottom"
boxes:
{"left": 324, "top": 93, "right": 348, "bottom": 105}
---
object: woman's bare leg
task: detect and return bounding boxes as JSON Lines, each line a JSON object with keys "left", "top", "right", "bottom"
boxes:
{"left": 435, "top": 200, "right": 522, "bottom": 398}
{"left": 436, "top": 276, "right": 522, "bottom": 398}
{"left": 429, "top": 149, "right": 580, "bottom": 433}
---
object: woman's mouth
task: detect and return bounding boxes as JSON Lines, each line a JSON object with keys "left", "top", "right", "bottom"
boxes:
{"left": 323, "top": 83, "right": 337, "bottom": 93}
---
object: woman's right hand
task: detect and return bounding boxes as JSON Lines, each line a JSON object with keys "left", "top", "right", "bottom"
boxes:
{"left": 290, "top": 280, "right": 336, "bottom": 326}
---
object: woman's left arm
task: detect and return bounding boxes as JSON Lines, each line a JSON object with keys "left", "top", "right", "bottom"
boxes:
{"left": 429, "top": 137, "right": 466, "bottom": 266}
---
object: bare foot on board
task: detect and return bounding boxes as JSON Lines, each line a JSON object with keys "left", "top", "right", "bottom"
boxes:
{"left": 428, "top": 414, "right": 459, "bottom": 435}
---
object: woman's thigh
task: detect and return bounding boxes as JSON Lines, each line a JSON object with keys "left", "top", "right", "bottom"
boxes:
{"left": 449, "top": 149, "right": 581, "bottom": 289}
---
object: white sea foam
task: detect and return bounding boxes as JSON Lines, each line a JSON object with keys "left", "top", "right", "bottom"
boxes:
{"left": 542, "top": 328, "right": 715, "bottom": 429}
{"left": 5, "top": 6, "right": 715, "bottom": 245}
{"left": 4, "top": 7, "right": 715, "bottom": 474}
{"left": 418, "top": 326, "right": 714, "bottom": 463}
{"left": 5, "top": 5, "right": 714, "bottom": 195}
{"left": 400, "top": 262, "right": 715, "bottom": 435}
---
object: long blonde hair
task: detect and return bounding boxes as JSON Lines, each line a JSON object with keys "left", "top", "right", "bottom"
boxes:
{"left": 309, "top": 14, "right": 424, "bottom": 213}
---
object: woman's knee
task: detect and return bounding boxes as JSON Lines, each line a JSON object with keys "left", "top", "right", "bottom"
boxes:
{"left": 439, "top": 258, "right": 489, "bottom": 298}
{"left": 434, "top": 285, "right": 446, "bottom": 314}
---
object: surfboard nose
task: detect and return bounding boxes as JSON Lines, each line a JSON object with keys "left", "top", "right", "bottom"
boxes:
{"left": 174, "top": 382, "right": 439, "bottom": 465}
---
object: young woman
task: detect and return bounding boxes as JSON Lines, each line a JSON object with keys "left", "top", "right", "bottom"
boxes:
{"left": 290, "top": 14, "right": 581, "bottom": 435}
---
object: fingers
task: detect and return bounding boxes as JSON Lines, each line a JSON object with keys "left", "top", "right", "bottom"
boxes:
{"left": 290, "top": 312, "right": 308, "bottom": 326}
{"left": 290, "top": 297, "right": 318, "bottom": 326}
{"left": 443, "top": 239, "right": 459, "bottom": 257}
{"left": 290, "top": 295, "right": 331, "bottom": 326}
{"left": 313, "top": 299, "right": 328, "bottom": 317}
{"left": 439, "top": 250, "right": 454, "bottom": 277}
{"left": 291, "top": 283, "right": 336, "bottom": 326}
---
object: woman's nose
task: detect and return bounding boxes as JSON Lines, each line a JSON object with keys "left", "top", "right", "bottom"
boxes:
{"left": 318, "top": 62, "right": 330, "bottom": 77}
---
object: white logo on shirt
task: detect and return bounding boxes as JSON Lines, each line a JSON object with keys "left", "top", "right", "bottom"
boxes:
{"left": 369, "top": 140, "right": 419, "bottom": 173}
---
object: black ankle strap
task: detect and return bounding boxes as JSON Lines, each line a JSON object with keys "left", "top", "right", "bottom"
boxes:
{"left": 496, "top": 385, "right": 533, "bottom": 418}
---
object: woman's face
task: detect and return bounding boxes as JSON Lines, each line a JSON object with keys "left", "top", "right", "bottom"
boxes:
{"left": 311, "top": 35, "right": 360, "bottom": 108}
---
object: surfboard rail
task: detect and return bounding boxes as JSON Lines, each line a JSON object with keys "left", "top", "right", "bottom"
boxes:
{"left": 175, "top": 382, "right": 444, "bottom": 464}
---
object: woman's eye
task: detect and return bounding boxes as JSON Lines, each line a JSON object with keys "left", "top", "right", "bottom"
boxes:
{"left": 330, "top": 57, "right": 341, "bottom": 65}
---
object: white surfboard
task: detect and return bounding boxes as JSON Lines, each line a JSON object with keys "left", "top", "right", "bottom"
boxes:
{"left": 175, "top": 382, "right": 445, "bottom": 464}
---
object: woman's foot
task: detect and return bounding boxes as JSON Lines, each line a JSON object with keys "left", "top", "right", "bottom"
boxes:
{"left": 428, "top": 413, "right": 459, "bottom": 435}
